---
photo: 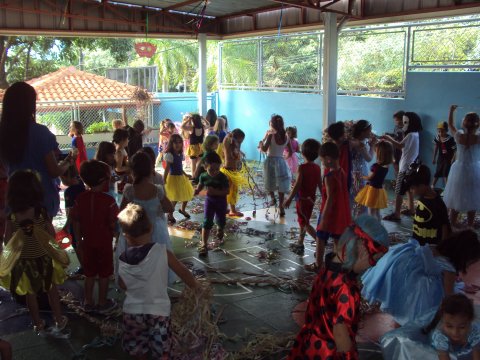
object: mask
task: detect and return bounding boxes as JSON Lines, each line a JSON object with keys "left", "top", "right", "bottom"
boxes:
{"left": 402, "top": 115, "right": 409, "bottom": 132}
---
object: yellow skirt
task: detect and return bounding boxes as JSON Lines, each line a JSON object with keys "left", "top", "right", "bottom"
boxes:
{"left": 355, "top": 185, "right": 388, "bottom": 209}
{"left": 187, "top": 144, "right": 203, "bottom": 158}
{"left": 221, "top": 167, "right": 249, "bottom": 206}
{"left": 165, "top": 174, "right": 194, "bottom": 202}
{"left": 216, "top": 143, "right": 225, "bottom": 164}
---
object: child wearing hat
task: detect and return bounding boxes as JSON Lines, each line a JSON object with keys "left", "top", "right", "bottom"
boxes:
{"left": 432, "top": 121, "right": 456, "bottom": 188}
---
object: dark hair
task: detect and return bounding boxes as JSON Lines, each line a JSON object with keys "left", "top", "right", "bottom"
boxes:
{"left": 327, "top": 122, "right": 345, "bottom": 141}
{"left": 71, "top": 121, "right": 84, "bottom": 135}
{"left": 80, "top": 160, "right": 110, "bottom": 188}
{"left": 7, "top": 170, "right": 44, "bottom": 213}
{"left": 203, "top": 151, "right": 222, "bottom": 166}
{"left": 61, "top": 164, "right": 78, "bottom": 179}
{"left": 437, "top": 229, "right": 480, "bottom": 274}
{"left": 221, "top": 115, "right": 228, "bottom": 129}
{"left": 167, "top": 122, "right": 176, "bottom": 130}
{"left": 286, "top": 126, "right": 297, "bottom": 139}
{"left": 113, "top": 128, "right": 129, "bottom": 144}
{"left": 191, "top": 114, "right": 203, "bottom": 129}
{"left": 319, "top": 142, "right": 339, "bottom": 160}
{"left": 0, "top": 82, "right": 37, "bottom": 164}
{"left": 404, "top": 112, "right": 423, "bottom": 134}
{"left": 118, "top": 203, "right": 152, "bottom": 239}
{"left": 424, "top": 293, "right": 475, "bottom": 334}
{"left": 231, "top": 128, "right": 245, "bottom": 140}
{"left": 352, "top": 120, "right": 372, "bottom": 139}
{"left": 133, "top": 119, "right": 145, "bottom": 133}
{"left": 139, "top": 146, "right": 156, "bottom": 166}
{"left": 206, "top": 109, "right": 217, "bottom": 128}
{"left": 464, "top": 112, "right": 480, "bottom": 130}
{"left": 166, "top": 133, "right": 184, "bottom": 155}
{"left": 407, "top": 164, "right": 431, "bottom": 187}
{"left": 302, "top": 138, "right": 320, "bottom": 161}
{"left": 393, "top": 110, "right": 405, "bottom": 120}
{"left": 270, "top": 114, "right": 287, "bottom": 144}
{"left": 95, "top": 141, "right": 116, "bottom": 165}
{"left": 130, "top": 152, "right": 152, "bottom": 185}
{"left": 376, "top": 141, "right": 394, "bottom": 166}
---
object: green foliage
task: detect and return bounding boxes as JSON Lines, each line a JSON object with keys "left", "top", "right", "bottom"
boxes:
{"left": 85, "top": 122, "right": 111, "bottom": 134}
{"left": 36, "top": 111, "right": 71, "bottom": 135}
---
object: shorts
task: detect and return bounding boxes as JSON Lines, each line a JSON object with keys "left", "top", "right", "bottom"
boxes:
{"left": 203, "top": 196, "right": 227, "bottom": 230}
{"left": 315, "top": 215, "right": 340, "bottom": 243}
{"left": 295, "top": 197, "right": 315, "bottom": 228}
{"left": 82, "top": 245, "right": 113, "bottom": 278}
{"left": 395, "top": 171, "right": 407, "bottom": 196}
{"left": 123, "top": 313, "right": 171, "bottom": 358}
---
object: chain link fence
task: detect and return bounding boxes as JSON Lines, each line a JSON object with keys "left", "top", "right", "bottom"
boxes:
{"left": 219, "top": 16, "right": 480, "bottom": 97}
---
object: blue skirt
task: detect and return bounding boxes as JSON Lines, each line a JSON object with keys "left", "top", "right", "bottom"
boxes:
{"left": 263, "top": 156, "right": 291, "bottom": 193}
{"left": 361, "top": 239, "right": 453, "bottom": 326}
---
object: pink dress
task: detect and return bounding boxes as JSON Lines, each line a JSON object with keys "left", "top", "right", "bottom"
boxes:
{"left": 284, "top": 139, "right": 299, "bottom": 176}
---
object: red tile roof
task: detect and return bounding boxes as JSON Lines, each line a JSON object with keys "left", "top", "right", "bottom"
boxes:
{"left": 0, "top": 66, "right": 157, "bottom": 108}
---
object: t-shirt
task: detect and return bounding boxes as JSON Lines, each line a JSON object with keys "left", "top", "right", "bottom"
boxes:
{"left": 298, "top": 162, "right": 321, "bottom": 199}
{"left": 412, "top": 194, "right": 449, "bottom": 246}
{"left": 9, "top": 122, "right": 60, "bottom": 218}
{"left": 64, "top": 181, "right": 86, "bottom": 209}
{"left": 434, "top": 135, "right": 456, "bottom": 160}
{"left": 126, "top": 126, "right": 143, "bottom": 157}
{"left": 71, "top": 191, "right": 119, "bottom": 248}
{"left": 399, "top": 132, "right": 420, "bottom": 173}
{"left": 199, "top": 172, "right": 229, "bottom": 190}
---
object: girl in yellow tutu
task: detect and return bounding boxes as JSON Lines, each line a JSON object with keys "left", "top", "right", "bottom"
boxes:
{"left": 164, "top": 134, "right": 194, "bottom": 224}
{"left": 355, "top": 141, "right": 394, "bottom": 220}
{"left": 1, "top": 170, "right": 69, "bottom": 335}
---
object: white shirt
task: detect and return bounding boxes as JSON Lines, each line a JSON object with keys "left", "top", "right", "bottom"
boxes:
{"left": 267, "top": 136, "right": 289, "bottom": 157}
{"left": 399, "top": 132, "right": 419, "bottom": 172}
{"left": 119, "top": 243, "right": 170, "bottom": 316}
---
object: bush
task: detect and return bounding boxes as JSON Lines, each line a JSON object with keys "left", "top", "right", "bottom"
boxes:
{"left": 85, "top": 122, "right": 111, "bottom": 134}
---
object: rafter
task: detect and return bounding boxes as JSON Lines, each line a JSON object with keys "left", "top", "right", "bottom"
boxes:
{"left": 163, "top": 0, "right": 203, "bottom": 12}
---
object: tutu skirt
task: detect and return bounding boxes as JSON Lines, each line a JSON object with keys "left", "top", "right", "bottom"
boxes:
{"left": 221, "top": 167, "right": 249, "bottom": 206}
{"left": 264, "top": 156, "right": 291, "bottom": 193}
{"left": 187, "top": 144, "right": 203, "bottom": 158}
{"left": 361, "top": 239, "right": 452, "bottom": 326}
{"left": 355, "top": 185, "right": 387, "bottom": 209}
{"left": 443, "top": 160, "right": 480, "bottom": 212}
{"left": 165, "top": 175, "right": 194, "bottom": 202}
{"left": 284, "top": 154, "right": 299, "bottom": 177}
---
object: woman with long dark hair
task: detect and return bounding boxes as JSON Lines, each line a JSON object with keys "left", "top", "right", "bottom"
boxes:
{"left": 0, "top": 82, "right": 73, "bottom": 218}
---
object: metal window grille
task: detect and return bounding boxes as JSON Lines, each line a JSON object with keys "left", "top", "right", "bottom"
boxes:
{"left": 105, "top": 66, "right": 159, "bottom": 92}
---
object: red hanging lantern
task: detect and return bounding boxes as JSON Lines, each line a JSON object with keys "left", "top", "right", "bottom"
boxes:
{"left": 135, "top": 42, "right": 157, "bottom": 58}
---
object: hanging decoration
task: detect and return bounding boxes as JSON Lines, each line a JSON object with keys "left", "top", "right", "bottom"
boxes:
{"left": 135, "top": 8, "right": 156, "bottom": 58}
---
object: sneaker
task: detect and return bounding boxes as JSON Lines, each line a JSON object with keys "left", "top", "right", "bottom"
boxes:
{"left": 97, "top": 299, "right": 118, "bottom": 315}
{"left": 33, "top": 320, "right": 48, "bottom": 337}
{"left": 49, "top": 316, "right": 68, "bottom": 334}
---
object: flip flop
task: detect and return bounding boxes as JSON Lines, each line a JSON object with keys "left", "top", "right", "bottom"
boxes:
{"left": 383, "top": 213, "right": 401, "bottom": 222}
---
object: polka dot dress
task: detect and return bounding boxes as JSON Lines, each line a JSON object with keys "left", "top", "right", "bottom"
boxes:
{"left": 288, "top": 253, "right": 360, "bottom": 360}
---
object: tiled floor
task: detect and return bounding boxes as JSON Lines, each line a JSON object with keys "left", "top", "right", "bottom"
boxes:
{"left": 0, "top": 178, "right": 478, "bottom": 359}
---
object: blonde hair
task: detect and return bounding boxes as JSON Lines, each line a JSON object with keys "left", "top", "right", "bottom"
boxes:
{"left": 214, "top": 117, "right": 226, "bottom": 132}
{"left": 202, "top": 134, "right": 219, "bottom": 152}
{"left": 118, "top": 203, "right": 151, "bottom": 238}
{"left": 376, "top": 141, "right": 394, "bottom": 166}
{"left": 112, "top": 119, "right": 124, "bottom": 130}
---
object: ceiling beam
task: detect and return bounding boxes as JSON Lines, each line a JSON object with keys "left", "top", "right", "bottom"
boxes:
{"left": 162, "top": 0, "right": 203, "bottom": 12}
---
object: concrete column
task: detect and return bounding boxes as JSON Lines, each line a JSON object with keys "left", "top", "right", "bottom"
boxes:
{"left": 198, "top": 33, "right": 208, "bottom": 116}
{"left": 322, "top": 12, "right": 338, "bottom": 128}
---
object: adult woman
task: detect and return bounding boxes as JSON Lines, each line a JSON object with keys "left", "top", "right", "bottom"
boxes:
{"left": 350, "top": 120, "right": 377, "bottom": 216}
{"left": 0, "top": 82, "right": 72, "bottom": 219}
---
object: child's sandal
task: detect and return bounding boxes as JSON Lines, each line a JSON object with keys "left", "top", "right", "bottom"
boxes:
{"left": 179, "top": 210, "right": 191, "bottom": 219}
{"left": 198, "top": 245, "right": 208, "bottom": 257}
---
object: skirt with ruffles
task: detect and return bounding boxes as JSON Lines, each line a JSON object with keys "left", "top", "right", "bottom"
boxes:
{"left": 165, "top": 174, "right": 194, "bottom": 202}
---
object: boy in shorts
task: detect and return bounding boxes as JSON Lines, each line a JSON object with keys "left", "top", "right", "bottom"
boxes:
{"left": 118, "top": 203, "right": 199, "bottom": 359}
{"left": 284, "top": 139, "right": 322, "bottom": 254}
{"left": 72, "top": 160, "right": 119, "bottom": 313}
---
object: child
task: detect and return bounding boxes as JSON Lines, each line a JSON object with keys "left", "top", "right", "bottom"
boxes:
{"left": 126, "top": 119, "right": 145, "bottom": 157}
{"left": 156, "top": 120, "right": 176, "bottom": 168}
{"left": 383, "top": 112, "right": 422, "bottom": 221}
{"left": 288, "top": 215, "right": 390, "bottom": 359}
{"left": 355, "top": 140, "right": 393, "bottom": 220}
{"left": 95, "top": 141, "right": 118, "bottom": 197}
{"left": 69, "top": 121, "right": 88, "bottom": 173}
{"left": 210, "top": 117, "right": 228, "bottom": 163}
{"left": 139, "top": 146, "right": 164, "bottom": 185}
{"left": 111, "top": 119, "right": 124, "bottom": 130}
{"left": 443, "top": 106, "right": 480, "bottom": 228}
{"left": 284, "top": 126, "right": 300, "bottom": 177}
{"left": 432, "top": 121, "right": 457, "bottom": 188}
{"left": 259, "top": 114, "right": 293, "bottom": 216}
{"left": 194, "top": 152, "right": 229, "bottom": 257}
{"left": 193, "top": 135, "right": 220, "bottom": 182}
{"left": 113, "top": 128, "right": 130, "bottom": 175}
{"left": 117, "top": 203, "right": 199, "bottom": 360}
{"left": 116, "top": 152, "right": 173, "bottom": 279}
{"left": 60, "top": 164, "right": 86, "bottom": 270}
{"left": 72, "top": 160, "right": 119, "bottom": 313}
{"left": 326, "top": 121, "right": 352, "bottom": 192}
{"left": 408, "top": 164, "right": 451, "bottom": 245}
{"left": 306, "top": 142, "right": 352, "bottom": 272}
{"left": 283, "top": 139, "right": 321, "bottom": 254}
{"left": 182, "top": 114, "right": 205, "bottom": 176}
{"left": 362, "top": 229, "right": 480, "bottom": 327}
{"left": 389, "top": 110, "right": 405, "bottom": 178}
{"left": 1, "top": 170, "right": 69, "bottom": 334}
{"left": 221, "top": 129, "right": 248, "bottom": 217}
{"left": 164, "top": 134, "right": 194, "bottom": 224}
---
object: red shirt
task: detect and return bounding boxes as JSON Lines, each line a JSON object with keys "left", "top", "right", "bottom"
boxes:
{"left": 298, "top": 162, "right": 321, "bottom": 199}
{"left": 72, "top": 191, "right": 119, "bottom": 248}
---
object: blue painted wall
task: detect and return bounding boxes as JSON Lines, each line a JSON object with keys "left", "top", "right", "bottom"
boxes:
{"left": 218, "top": 71, "right": 480, "bottom": 177}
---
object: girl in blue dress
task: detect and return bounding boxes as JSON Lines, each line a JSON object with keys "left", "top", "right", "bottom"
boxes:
{"left": 362, "top": 230, "right": 480, "bottom": 327}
